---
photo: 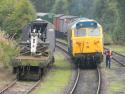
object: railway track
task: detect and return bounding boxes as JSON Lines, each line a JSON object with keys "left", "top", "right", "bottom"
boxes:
{"left": 56, "top": 39, "right": 101, "bottom": 94}
{"left": 0, "top": 80, "right": 40, "bottom": 94}
{"left": 104, "top": 48, "right": 125, "bottom": 66}
{"left": 69, "top": 67, "right": 101, "bottom": 94}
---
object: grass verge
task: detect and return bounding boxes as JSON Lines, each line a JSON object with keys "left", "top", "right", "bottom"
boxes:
{"left": 32, "top": 51, "right": 72, "bottom": 94}
{"left": 105, "top": 45, "right": 125, "bottom": 54}
{"left": 0, "top": 31, "right": 19, "bottom": 68}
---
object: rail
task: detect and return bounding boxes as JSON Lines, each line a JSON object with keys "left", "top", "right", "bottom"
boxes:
{"left": 104, "top": 47, "right": 125, "bottom": 66}
{"left": 96, "top": 67, "right": 101, "bottom": 94}
{"left": 0, "top": 80, "right": 41, "bottom": 94}
{"left": 0, "top": 80, "right": 17, "bottom": 94}
{"left": 69, "top": 67, "right": 80, "bottom": 94}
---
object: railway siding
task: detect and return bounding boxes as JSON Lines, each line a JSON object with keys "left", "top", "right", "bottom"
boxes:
{"left": 31, "top": 50, "right": 73, "bottom": 94}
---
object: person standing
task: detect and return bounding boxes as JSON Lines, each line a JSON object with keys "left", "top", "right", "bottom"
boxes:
{"left": 105, "top": 49, "right": 112, "bottom": 68}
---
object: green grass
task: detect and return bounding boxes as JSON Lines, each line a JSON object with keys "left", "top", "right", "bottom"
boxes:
{"left": 32, "top": 51, "right": 72, "bottom": 94}
{"left": 110, "top": 81, "right": 124, "bottom": 93}
{"left": 105, "top": 45, "right": 125, "bottom": 54}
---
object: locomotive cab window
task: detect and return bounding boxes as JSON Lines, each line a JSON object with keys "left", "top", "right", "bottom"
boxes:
{"left": 88, "top": 28, "right": 100, "bottom": 36}
{"left": 74, "top": 29, "right": 86, "bottom": 37}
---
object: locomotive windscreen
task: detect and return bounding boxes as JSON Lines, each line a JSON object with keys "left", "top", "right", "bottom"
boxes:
{"left": 76, "top": 21, "right": 97, "bottom": 29}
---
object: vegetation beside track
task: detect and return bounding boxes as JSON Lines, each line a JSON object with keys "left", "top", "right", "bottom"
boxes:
{"left": 105, "top": 45, "right": 125, "bottom": 55}
{"left": 32, "top": 51, "right": 72, "bottom": 94}
{"left": 0, "top": 31, "right": 19, "bottom": 68}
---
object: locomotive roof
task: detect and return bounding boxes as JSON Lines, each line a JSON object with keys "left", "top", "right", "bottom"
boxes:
{"left": 54, "top": 14, "right": 64, "bottom": 17}
{"left": 60, "top": 15, "right": 77, "bottom": 20}
{"left": 31, "top": 18, "right": 52, "bottom": 25}
{"left": 69, "top": 18, "right": 101, "bottom": 29}
{"left": 37, "top": 12, "right": 49, "bottom": 17}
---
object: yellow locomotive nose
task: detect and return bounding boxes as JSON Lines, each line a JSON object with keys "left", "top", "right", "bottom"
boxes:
{"left": 85, "top": 41, "right": 90, "bottom": 48}
{"left": 72, "top": 37, "right": 103, "bottom": 56}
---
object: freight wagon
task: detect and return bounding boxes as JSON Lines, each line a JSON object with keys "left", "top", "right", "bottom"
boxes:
{"left": 37, "top": 12, "right": 55, "bottom": 23}
{"left": 59, "top": 15, "right": 77, "bottom": 33}
{"left": 53, "top": 14, "right": 64, "bottom": 32}
{"left": 11, "top": 18, "right": 55, "bottom": 80}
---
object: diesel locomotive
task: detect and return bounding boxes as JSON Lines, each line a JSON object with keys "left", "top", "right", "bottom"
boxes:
{"left": 67, "top": 18, "right": 103, "bottom": 67}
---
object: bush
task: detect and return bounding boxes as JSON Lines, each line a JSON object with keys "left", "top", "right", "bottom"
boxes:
{"left": 0, "top": 31, "right": 19, "bottom": 68}
{"left": 0, "top": 0, "right": 36, "bottom": 38}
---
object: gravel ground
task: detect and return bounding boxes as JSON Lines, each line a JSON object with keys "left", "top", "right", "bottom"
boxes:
{"left": 3, "top": 81, "right": 36, "bottom": 94}
{"left": 113, "top": 53, "right": 125, "bottom": 65}
{"left": 73, "top": 69, "right": 98, "bottom": 94}
{"left": 0, "top": 64, "right": 15, "bottom": 90}
{"left": 100, "top": 56, "right": 125, "bottom": 94}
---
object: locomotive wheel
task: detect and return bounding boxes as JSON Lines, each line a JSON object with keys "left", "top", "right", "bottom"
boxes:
{"left": 52, "top": 56, "right": 55, "bottom": 63}
{"left": 12, "top": 67, "right": 17, "bottom": 74}
{"left": 38, "top": 68, "right": 42, "bottom": 80}
{"left": 43, "top": 67, "right": 47, "bottom": 75}
{"left": 16, "top": 68, "right": 20, "bottom": 80}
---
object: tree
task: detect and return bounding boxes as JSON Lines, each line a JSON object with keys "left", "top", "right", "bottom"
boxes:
{"left": 51, "top": 0, "right": 69, "bottom": 14}
{"left": 0, "top": 0, "right": 36, "bottom": 38}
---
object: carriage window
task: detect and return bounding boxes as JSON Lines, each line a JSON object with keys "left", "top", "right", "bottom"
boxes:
{"left": 88, "top": 28, "right": 100, "bottom": 36}
{"left": 74, "top": 29, "right": 86, "bottom": 37}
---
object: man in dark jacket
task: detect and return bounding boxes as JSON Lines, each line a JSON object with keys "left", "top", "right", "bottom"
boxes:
{"left": 104, "top": 49, "right": 112, "bottom": 68}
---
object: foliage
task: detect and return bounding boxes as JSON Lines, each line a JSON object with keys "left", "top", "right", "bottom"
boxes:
{"left": 0, "top": 0, "right": 36, "bottom": 38}
{"left": 31, "top": 0, "right": 55, "bottom": 12}
{"left": 51, "top": 0, "right": 69, "bottom": 14}
{"left": 0, "top": 31, "right": 19, "bottom": 67}
{"left": 93, "top": 0, "right": 125, "bottom": 44}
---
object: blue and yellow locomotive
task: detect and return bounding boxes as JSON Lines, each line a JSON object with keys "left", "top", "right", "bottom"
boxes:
{"left": 67, "top": 18, "right": 103, "bottom": 67}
